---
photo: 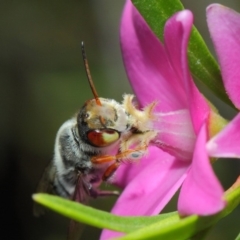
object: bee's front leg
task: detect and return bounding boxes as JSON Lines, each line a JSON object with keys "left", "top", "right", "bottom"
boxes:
{"left": 89, "top": 187, "right": 120, "bottom": 198}
{"left": 91, "top": 146, "right": 147, "bottom": 181}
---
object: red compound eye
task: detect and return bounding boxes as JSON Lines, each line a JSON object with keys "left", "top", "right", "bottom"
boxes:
{"left": 87, "top": 129, "right": 120, "bottom": 147}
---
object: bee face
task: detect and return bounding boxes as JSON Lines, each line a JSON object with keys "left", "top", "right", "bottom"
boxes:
{"left": 77, "top": 98, "right": 129, "bottom": 147}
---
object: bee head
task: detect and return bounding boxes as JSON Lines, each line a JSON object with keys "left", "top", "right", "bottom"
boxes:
{"left": 77, "top": 98, "right": 129, "bottom": 147}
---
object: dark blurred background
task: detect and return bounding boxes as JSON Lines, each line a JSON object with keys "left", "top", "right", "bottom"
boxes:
{"left": 0, "top": 0, "right": 239, "bottom": 239}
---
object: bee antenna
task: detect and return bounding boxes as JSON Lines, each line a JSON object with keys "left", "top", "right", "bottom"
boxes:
{"left": 81, "top": 41, "right": 102, "bottom": 106}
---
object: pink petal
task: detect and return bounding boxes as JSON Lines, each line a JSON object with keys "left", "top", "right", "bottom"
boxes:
{"left": 111, "top": 146, "right": 162, "bottom": 188}
{"left": 207, "top": 4, "right": 240, "bottom": 109}
{"left": 207, "top": 113, "right": 240, "bottom": 158}
{"left": 153, "top": 110, "right": 196, "bottom": 161}
{"left": 120, "top": 0, "right": 187, "bottom": 112}
{"left": 178, "top": 123, "right": 225, "bottom": 216}
{"left": 101, "top": 146, "right": 190, "bottom": 240}
{"left": 164, "top": 10, "right": 210, "bottom": 134}
{"left": 121, "top": 2, "right": 210, "bottom": 134}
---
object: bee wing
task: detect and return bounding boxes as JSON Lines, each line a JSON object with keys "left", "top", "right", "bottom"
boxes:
{"left": 33, "top": 160, "right": 57, "bottom": 217}
{"left": 68, "top": 220, "right": 85, "bottom": 240}
{"left": 72, "top": 174, "right": 90, "bottom": 203}
{"left": 67, "top": 174, "right": 90, "bottom": 240}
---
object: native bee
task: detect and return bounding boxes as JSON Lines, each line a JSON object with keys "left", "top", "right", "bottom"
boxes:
{"left": 34, "top": 42, "right": 157, "bottom": 239}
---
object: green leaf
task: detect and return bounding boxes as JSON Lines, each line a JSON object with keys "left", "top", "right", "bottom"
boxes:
{"left": 235, "top": 232, "right": 240, "bottom": 240}
{"left": 33, "top": 179, "right": 240, "bottom": 240}
{"left": 32, "top": 194, "right": 177, "bottom": 233}
{"left": 131, "top": 0, "right": 235, "bottom": 108}
{"left": 116, "top": 183, "right": 240, "bottom": 240}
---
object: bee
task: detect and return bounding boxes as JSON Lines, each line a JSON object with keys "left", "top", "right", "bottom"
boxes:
{"left": 34, "top": 42, "right": 157, "bottom": 239}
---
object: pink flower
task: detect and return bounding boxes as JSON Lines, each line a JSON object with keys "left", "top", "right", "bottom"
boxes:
{"left": 101, "top": 2, "right": 225, "bottom": 239}
{"left": 206, "top": 4, "right": 240, "bottom": 158}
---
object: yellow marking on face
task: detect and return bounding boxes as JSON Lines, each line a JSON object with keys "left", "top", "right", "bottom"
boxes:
{"left": 102, "top": 131, "right": 119, "bottom": 144}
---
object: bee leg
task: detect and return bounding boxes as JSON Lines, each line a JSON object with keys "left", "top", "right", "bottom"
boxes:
{"left": 92, "top": 146, "right": 148, "bottom": 181}
{"left": 91, "top": 155, "right": 121, "bottom": 181}
{"left": 90, "top": 156, "right": 121, "bottom": 181}
{"left": 91, "top": 146, "right": 147, "bottom": 165}
{"left": 97, "top": 190, "right": 119, "bottom": 196}
{"left": 89, "top": 188, "right": 120, "bottom": 198}
{"left": 91, "top": 155, "right": 116, "bottom": 164}
{"left": 102, "top": 161, "right": 121, "bottom": 181}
